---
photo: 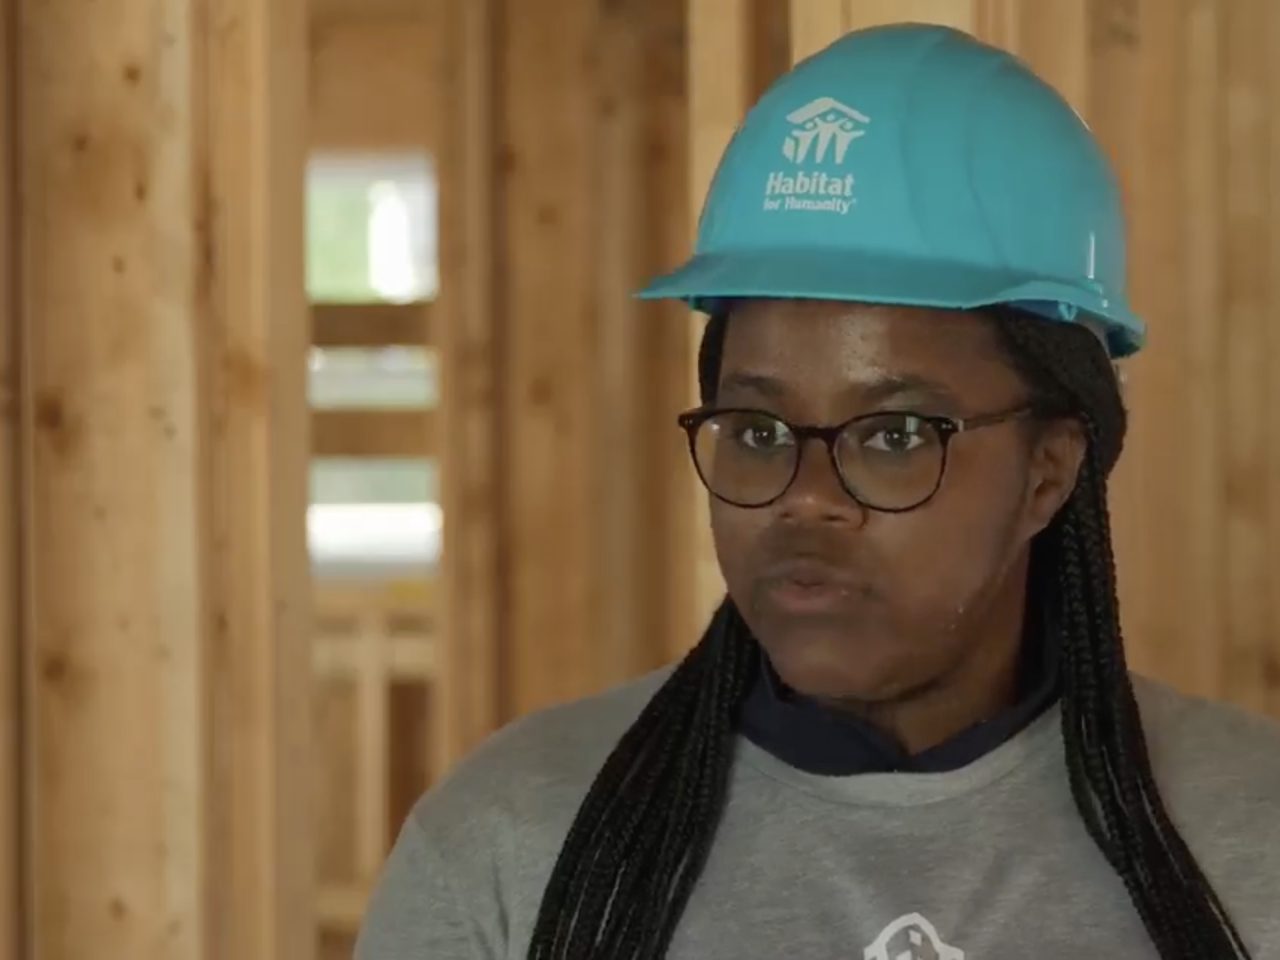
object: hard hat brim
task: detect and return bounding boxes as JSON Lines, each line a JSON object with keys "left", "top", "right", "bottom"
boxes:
{"left": 636, "top": 249, "right": 1145, "bottom": 359}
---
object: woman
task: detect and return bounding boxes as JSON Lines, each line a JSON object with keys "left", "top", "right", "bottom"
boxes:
{"left": 355, "top": 23, "right": 1280, "bottom": 960}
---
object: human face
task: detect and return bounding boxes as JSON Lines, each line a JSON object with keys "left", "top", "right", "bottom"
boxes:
{"left": 708, "top": 300, "right": 1084, "bottom": 722}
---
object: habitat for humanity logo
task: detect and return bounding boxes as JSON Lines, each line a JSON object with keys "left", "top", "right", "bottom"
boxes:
{"left": 763, "top": 96, "right": 869, "bottom": 216}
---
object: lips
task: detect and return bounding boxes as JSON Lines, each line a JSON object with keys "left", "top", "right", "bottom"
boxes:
{"left": 762, "top": 556, "right": 853, "bottom": 588}
{"left": 757, "top": 557, "right": 862, "bottom": 615}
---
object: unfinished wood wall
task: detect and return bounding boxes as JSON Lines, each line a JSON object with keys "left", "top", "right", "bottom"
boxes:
{"left": 688, "top": 0, "right": 1280, "bottom": 719}
{"left": 3, "top": 2, "right": 1280, "bottom": 957}
{"left": 305, "top": 7, "right": 441, "bottom": 954}
{"left": 307, "top": 0, "right": 695, "bottom": 950}
{"left": 433, "top": 0, "right": 695, "bottom": 721}
{"left": 5, "top": 0, "right": 314, "bottom": 958}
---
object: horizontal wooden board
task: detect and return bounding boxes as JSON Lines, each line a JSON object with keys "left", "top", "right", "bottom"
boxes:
{"left": 312, "top": 302, "right": 432, "bottom": 348}
{"left": 312, "top": 409, "right": 436, "bottom": 457}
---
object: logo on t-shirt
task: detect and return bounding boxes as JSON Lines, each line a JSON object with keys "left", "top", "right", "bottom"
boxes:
{"left": 864, "top": 912, "right": 964, "bottom": 960}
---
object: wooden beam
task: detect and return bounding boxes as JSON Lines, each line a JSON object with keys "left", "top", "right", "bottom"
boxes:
{"left": 791, "top": 0, "right": 847, "bottom": 61}
{"left": 435, "top": 0, "right": 501, "bottom": 760}
{"left": 1011, "top": 0, "right": 1088, "bottom": 111}
{"left": 679, "top": 1, "right": 795, "bottom": 661}
{"left": 499, "top": 0, "right": 609, "bottom": 717}
{"left": 310, "top": 16, "right": 438, "bottom": 150}
{"left": 311, "top": 0, "right": 429, "bottom": 20}
{"left": 17, "top": 0, "right": 313, "bottom": 957}
{"left": 595, "top": 1, "right": 656, "bottom": 685}
{"left": 354, "top": 615, "right": 390, "bottom": 886}
{"left": 840, "top": 0, "right": 979, "bottom": 34}
{"left": 642, "top": 0, "right": 699, "bottom": 672}
{"left": 0, "top": 2, "right": 20, "bottom": 955}
{"left": 316, "top": 882, "right": 368, "bottom": 933}
{"left": 19, "top": 1, "right": 209, "bottom": 954}
{"left": 201, "top": 0, "right": 315, "bottom": 951}
{"left": 311, "top": 302, "right": 432, "bottom": 348}
{"left": 312, "top": 634, "right": 439, "bottom": 682}
{"left": 686, "top": 0, "right": 751, "bottom": 648}
{"left": 974, "top": 0, "right": 1021, "bottom": 50}
{"left": 315, "top": 578, "right": 437, "bottom": 616}
{"left": 1217, "top": 0, "right": 1271, "bottom": 714}
{"left": 312, "top": 409, "right": 435, "bottom": 458}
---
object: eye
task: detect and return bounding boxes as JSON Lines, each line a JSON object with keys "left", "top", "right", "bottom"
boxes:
{"left": 739, "top": 418, "right": 791, "bottom": 450}
{"left": 716, "top": 412, "right": 793, "bottom": 451}
{"left": 856, "top": 414, "right": 937, "bottom": 454}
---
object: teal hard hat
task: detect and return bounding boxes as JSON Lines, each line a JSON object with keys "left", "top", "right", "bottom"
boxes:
{"left": 637, "top": 22, "right": 1145, "bottom": 358}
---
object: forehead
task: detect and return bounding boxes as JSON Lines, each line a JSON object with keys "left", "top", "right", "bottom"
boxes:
{"left": 718, "top": 299, "right": 1023, "bottom": 401}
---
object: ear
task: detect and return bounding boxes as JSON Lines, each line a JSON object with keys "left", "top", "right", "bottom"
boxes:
{"left": 1021, "top": 417, "right": 1087, "bottom": 538}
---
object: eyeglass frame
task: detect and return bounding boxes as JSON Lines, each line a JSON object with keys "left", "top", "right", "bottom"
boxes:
{"left": 675, "top": 404, "right": 1039, "bottom": 513}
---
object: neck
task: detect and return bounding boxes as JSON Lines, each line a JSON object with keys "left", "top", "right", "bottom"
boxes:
{"left": 820, "top": 652, "right": 1022, "bottom": 755}
{"left": 815, "top": 567, "right": 1033, "bottom": 756}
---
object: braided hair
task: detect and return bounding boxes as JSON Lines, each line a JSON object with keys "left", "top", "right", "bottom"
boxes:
{"left": 525, "top": 307, "right": 1254, "bottom": 960}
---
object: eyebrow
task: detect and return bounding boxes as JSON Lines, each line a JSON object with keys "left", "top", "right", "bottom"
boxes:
{"left": 717, "top": 370, "right": 963, "bottom": 408}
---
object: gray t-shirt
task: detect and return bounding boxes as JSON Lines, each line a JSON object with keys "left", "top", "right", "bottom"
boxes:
{"left": 354, "top": 669, "right": 1280, "bottom": 959}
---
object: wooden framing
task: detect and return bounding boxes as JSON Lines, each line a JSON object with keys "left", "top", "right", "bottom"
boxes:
{"left": 682, "top": 0, "right": 795, "bottom": 654}
{"left": 310, "top": 13, "right": 439, "bottom": 151}
{"left": 0, "top": 1, "right": 19, "bottom": 956}
{"left": 435, "top": 0, "right": 501, "bottom": 759}
{"left": 312, "top": 303, "right": 431, "bottom": 348}
{"left": 312, "top": 580, "right": 440, "bottom": 936}
{"left": 1, "top": 2, "right": 1279, "bottom": 958}
{"left": 19, "top": 2, "right": 209, "bottom": 954}
{"left": 309, "top": 304, "right": 437, "bottom": 459}
{"left": 685, "top": 0, "right": 752, "bottom": 649}
{"left": 16, "top": 0, "right": 313, "bottom": 958}
{"left": 312, "top": 409, "right": 436, "bottom": 458}
{"left": 198, "top": 0, "right": 315, "bottom": 952}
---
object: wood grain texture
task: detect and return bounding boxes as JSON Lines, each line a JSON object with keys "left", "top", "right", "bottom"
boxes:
{"left": 17, "top": 0, "right": 314, "bottom": 955}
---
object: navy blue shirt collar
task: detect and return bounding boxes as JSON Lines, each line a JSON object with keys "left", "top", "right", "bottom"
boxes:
{"left": 738, "top": 616, "right": 1062, "bottom": 776}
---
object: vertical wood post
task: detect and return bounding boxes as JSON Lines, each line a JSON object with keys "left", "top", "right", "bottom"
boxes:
{"left": 16, "top": 0, "right": 312, "bottom": 956}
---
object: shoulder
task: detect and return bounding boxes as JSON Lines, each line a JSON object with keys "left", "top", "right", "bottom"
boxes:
{"left": 408, "top": 666, "right": 673, "bottom": 855}
{"left": 1129, "top": 673, "right": 1280, "bottom": 936}
{"left": 1130, "top": 673, "right": 1280, "bottom": 803}
{"left": 357, "top": 668, "right": 674, "bottom": 957}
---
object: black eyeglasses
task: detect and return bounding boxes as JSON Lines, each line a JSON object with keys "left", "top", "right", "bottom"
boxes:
{"left": 676, "top": 405, "right": 1035, "bottom": 512}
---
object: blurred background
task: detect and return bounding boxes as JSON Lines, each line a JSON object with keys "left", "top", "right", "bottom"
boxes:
{"left": 2, "top": 0, "right": 1279, "bottom": 958}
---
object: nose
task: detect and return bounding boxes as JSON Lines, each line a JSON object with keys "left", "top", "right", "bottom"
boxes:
{"left": 775, "top": 437, "right": 867, "bottom": 525}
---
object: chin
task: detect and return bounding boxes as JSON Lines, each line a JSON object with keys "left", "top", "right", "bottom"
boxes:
{"left": 762, "top": 627, "right": 918, "bottom": 704}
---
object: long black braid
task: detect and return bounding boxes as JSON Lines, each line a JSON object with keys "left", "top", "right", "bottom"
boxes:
{"left": 525, "top": 307, "right": 1253, "bottom": 960}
